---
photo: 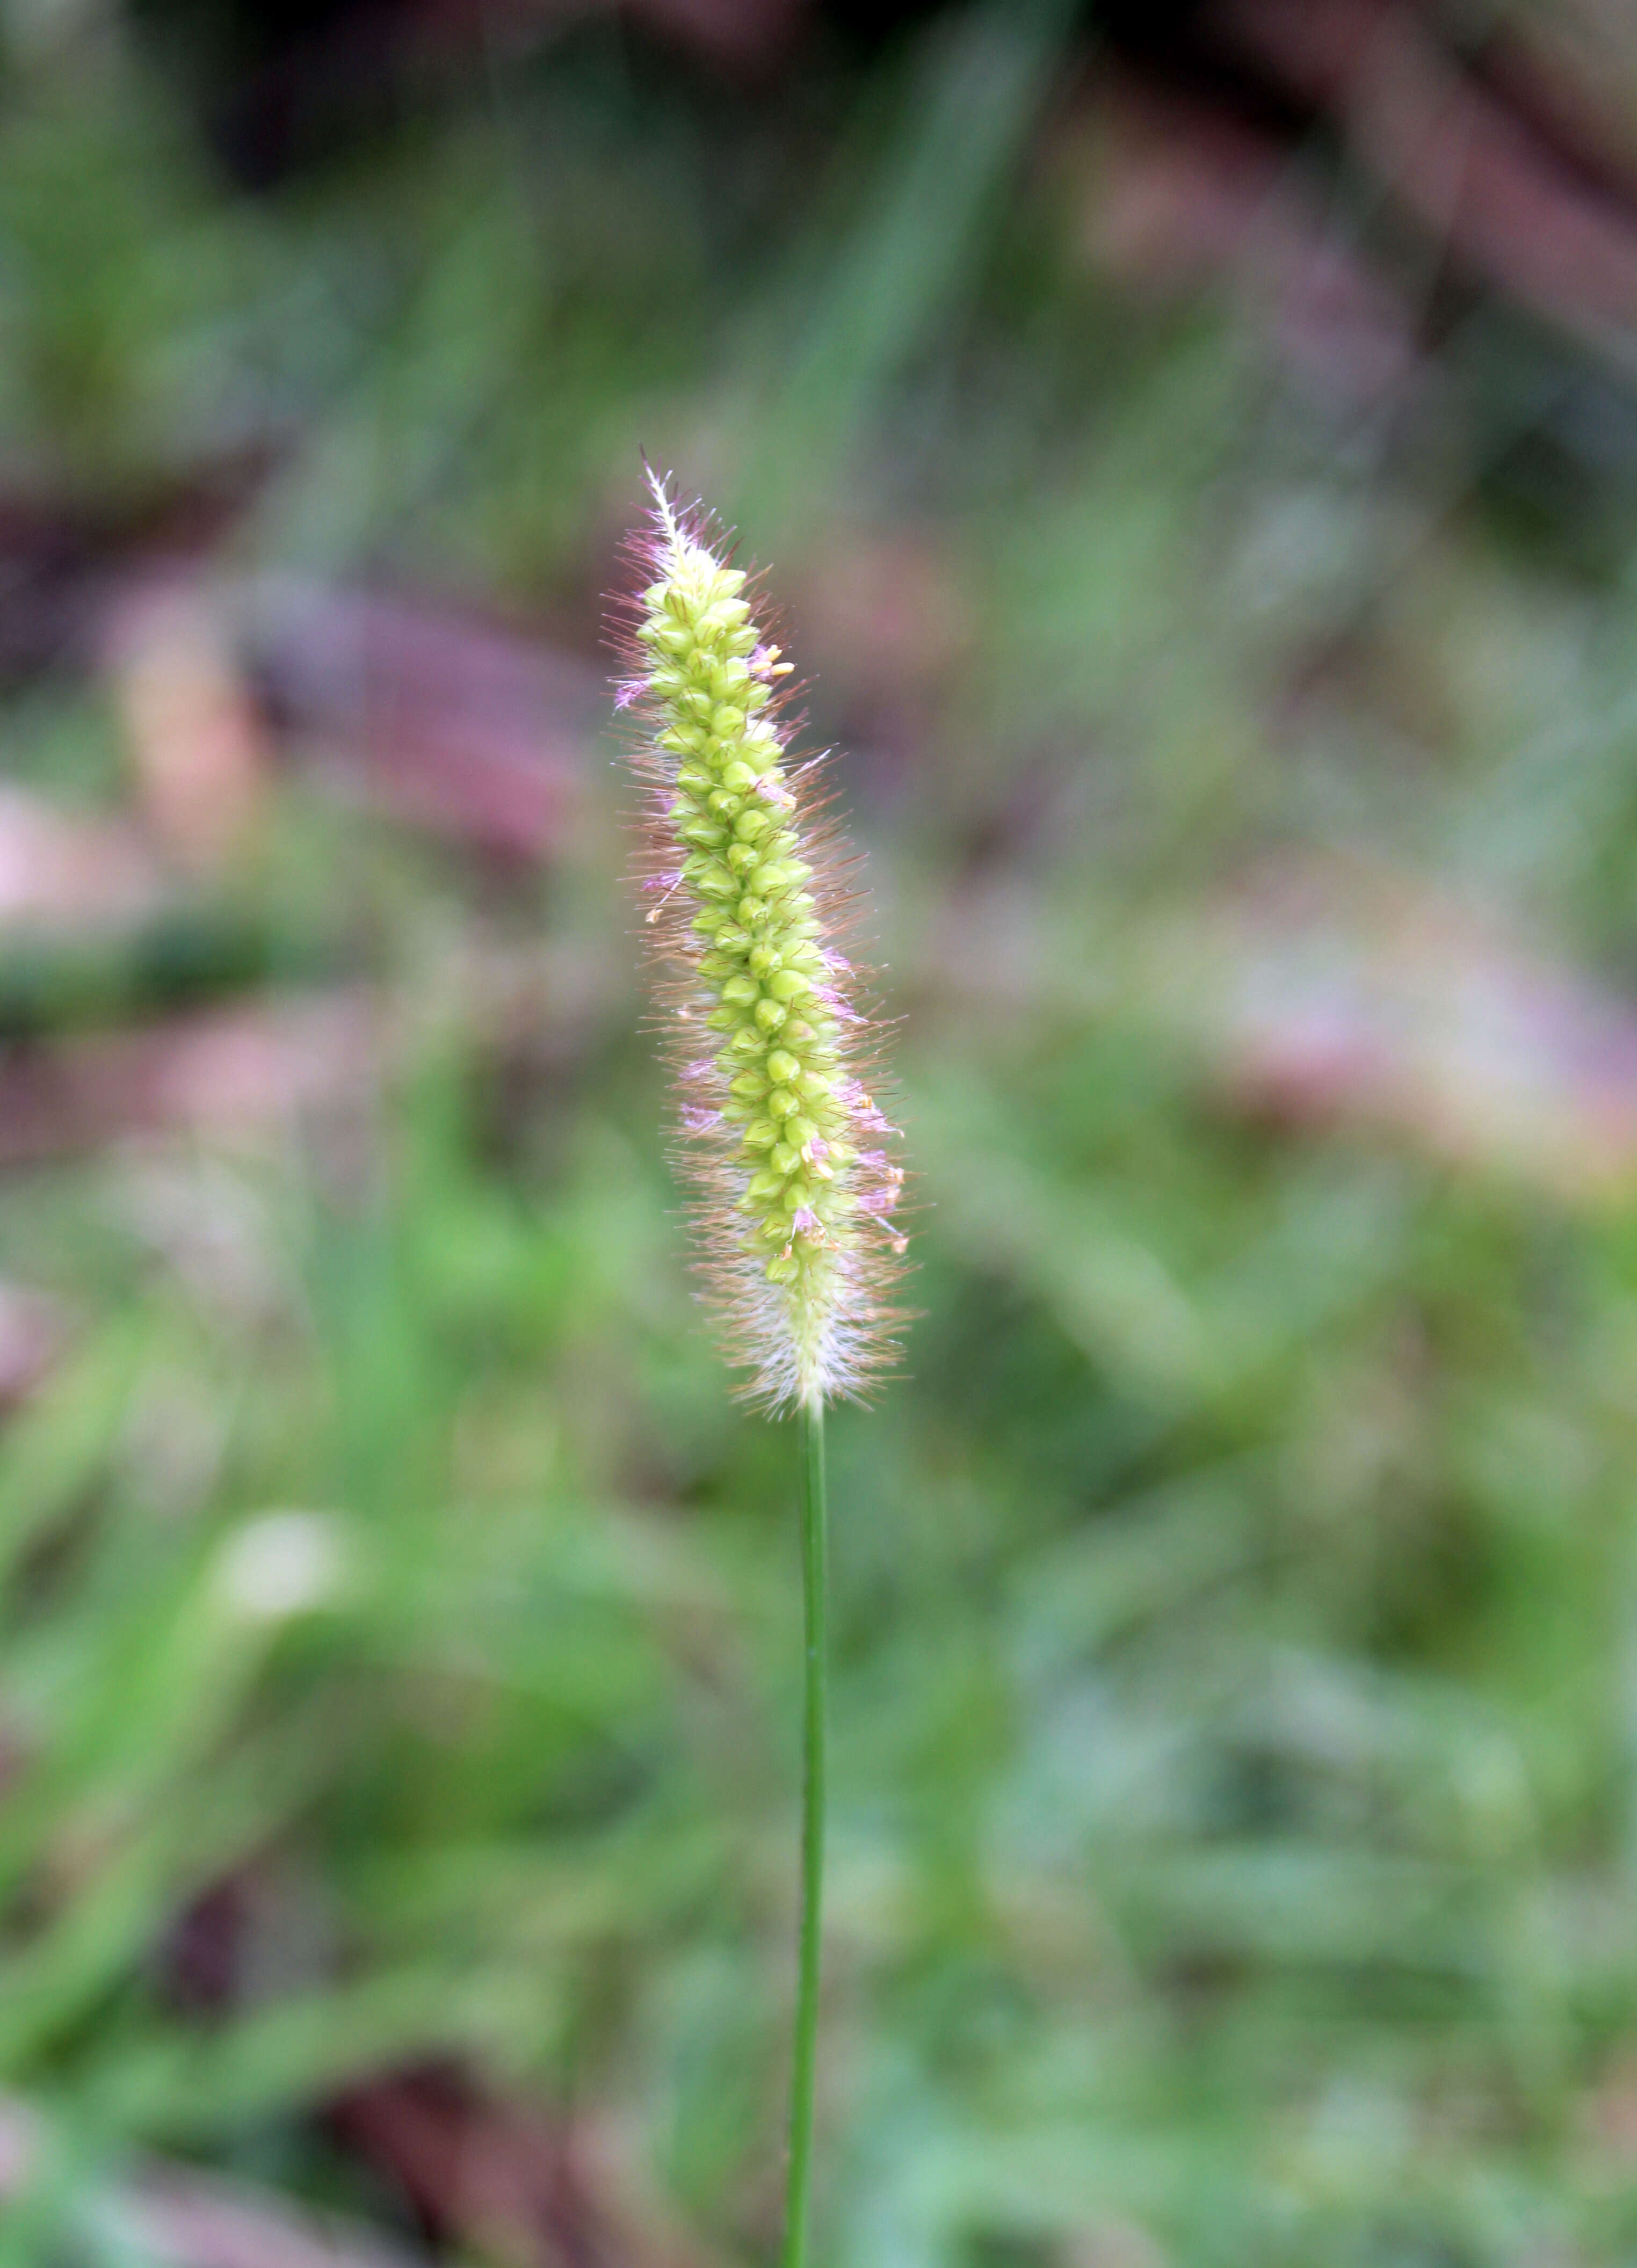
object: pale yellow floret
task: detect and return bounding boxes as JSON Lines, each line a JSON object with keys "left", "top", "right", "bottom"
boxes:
{"left": 635, "top": 517, "right": 880, "bottom": 1404}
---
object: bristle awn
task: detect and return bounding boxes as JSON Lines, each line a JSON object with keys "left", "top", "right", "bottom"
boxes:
{"left": 609, "top": 472, "right": 909, "bottom": 2259}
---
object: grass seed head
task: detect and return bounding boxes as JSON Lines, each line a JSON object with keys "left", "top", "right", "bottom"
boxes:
{"left": 610, "top": 471, "right": 908, "bottom": 1413}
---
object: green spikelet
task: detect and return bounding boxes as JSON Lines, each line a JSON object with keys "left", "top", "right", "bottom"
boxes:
{"left": 613, "top": 474, "right": 906, "bottom": 1411}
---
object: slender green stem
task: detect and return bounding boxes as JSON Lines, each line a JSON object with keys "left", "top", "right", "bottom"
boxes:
{"left": 782, "top": 1395, "right": 828, "bottom": 2268}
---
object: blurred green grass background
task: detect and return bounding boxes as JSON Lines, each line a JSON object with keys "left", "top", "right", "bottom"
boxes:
{"left": 6, "top": 1, "right": 1637, "bottom": 2262}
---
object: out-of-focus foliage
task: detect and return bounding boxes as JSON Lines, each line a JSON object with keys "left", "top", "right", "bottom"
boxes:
{"left": 6, "top": 2, "right": 1637, "bottom": 2264}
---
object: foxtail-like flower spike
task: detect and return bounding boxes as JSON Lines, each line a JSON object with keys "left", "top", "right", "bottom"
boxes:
{"left": 611, "top": 472, "right": 907, "bottom": 1412}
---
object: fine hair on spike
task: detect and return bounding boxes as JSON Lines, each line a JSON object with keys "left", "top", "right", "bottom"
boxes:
{"left": 608, "top": 473, "right": 909, "bottom": 1413}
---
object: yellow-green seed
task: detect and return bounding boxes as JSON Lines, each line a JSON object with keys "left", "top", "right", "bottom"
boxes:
{"left": 631, "top": 492, "right": 899, "bottom": 1358}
